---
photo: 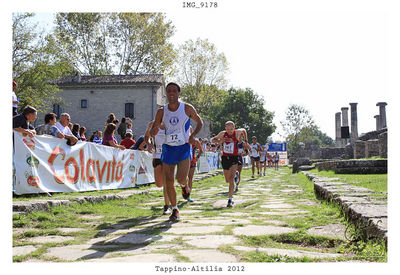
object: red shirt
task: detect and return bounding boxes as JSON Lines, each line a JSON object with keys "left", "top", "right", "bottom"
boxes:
{"left": 222, "top": 130, "right": 239, "bottom": 156}
{"left": 120, "top": 138, "right": 136, "bottom": 149}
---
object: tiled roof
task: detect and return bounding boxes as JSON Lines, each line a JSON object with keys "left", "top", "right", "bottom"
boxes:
{"left": 51, "top": 74, "right": 164, "bottom": 86}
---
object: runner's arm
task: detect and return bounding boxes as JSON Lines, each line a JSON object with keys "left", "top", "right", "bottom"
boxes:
{"left": 195, "top": 139, "right": 203, "bottom": 159}
{"left": 185, "top": 104, "right": 203, "bottom": 143}
{"left": 211, "top": 131, "right": 225, "bottom": 144}
{"left": 150, "top": 108, "right": 163, "bottom": 137}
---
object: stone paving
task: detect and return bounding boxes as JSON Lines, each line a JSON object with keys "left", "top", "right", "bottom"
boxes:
{"left": 302, "top": 171, "right": 387, "bottom": 242}
{"left": 13, "top": 168, "right": 360, "bottom": 262}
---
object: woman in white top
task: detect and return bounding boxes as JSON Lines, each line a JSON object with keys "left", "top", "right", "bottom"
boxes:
{"left": 250, "top": 136, "right": 262, "bottom": 177}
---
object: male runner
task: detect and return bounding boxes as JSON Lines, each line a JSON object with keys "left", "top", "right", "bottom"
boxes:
{"left": 187, "top": 133, "right": 203, "bottom": 202}
{"left": 211, "top": 121, "right": 247, "bottom": 207}
{"left": 250, "top": 136, "right": 262, "bottom": 177}
{"left": 274, "top": 152, "right": 280, "bottom": 170}
{"left": 234, "top": 136, "right": 250, "bottom": 192}
{"left": 150, "top": 82, "right": 203, "bottom": 221}
{"left": 144, "top": 120, "right": 171, "bottom": 215}
{"left": 259, "top": 145, "right": 267, "bottom": 176}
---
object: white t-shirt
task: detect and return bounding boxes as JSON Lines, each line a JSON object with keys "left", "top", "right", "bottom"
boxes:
{"left": 12, "top": 92, "right": 18, "bottom": 107}
{"left": 56, "top": 122, "right": 73, "bottom": 135}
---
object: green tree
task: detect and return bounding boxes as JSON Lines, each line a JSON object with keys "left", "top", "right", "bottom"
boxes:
{"left": 176, "top": 38, "right": 229, "bottom": 88}
{"left": 110, "top": 13, "right": 176, "bottom": 76}
{"left": 53, "top": 13, "right": 110, "bottom": 75}
{"left": 281, "top": 104, "right": 333, "bottom": 152}
{"left": 209, "top": 88, "right": 275, "bottom": 142}
{"left": 175, "top": 38, "right": 229, "bottom": 116}
{"left": 12, "top": 13, "right": 74, "bottom": 113}
{"left": 180, "top": 84, "right": 227, "bottom": 118}
{"left": 53, "top": 12, "right": 176, "bottom": 76}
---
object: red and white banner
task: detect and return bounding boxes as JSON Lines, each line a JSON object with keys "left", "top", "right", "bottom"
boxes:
{"left": 13, "top": 131, "right": 154, "bottom": 195}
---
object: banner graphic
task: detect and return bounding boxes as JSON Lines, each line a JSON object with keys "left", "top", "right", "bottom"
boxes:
{"left": 13, "top": 131, "right": 154, "bottom": 195}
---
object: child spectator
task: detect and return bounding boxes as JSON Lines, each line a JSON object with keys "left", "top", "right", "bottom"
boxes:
{"left": 126, "top": 123, "right": 133, "bottom": 135}
{"left": 79, "top": 126, "right": 87, "bottom": 141}
{"left": 93, "top": 131, "right": 103, "bottom": 144}
{"left": 102, "top": 123, "right": 125, "bottom": 150}
{"left": 71, "top": 124, "right": 81, "bottom": 139}
{"left": 120, "top": 132, "right": 136, "bottom": 149}
{"left": 117, "top": 117, "right": 127, "bottom": 139}
{"left": 106, "top": 113, "right": 116, "bottom": 124}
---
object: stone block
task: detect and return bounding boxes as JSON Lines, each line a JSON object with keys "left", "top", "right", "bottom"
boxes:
{"left": 378, "top": 131, "right": 387, "bottom": 158}
{"left": 365, "top": 139, "right": 380, "bottom": 158}
{"left": 354, "top": 140, "right": 366, "bottom": 159}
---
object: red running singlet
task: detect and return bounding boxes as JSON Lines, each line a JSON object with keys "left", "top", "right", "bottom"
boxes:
{"left": 222, "top": 130, "right": 239, "bottom": 156}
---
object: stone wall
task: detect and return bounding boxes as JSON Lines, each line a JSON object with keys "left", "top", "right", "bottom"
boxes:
{"left": 36, "top": 85, "right": 165, "bottom": 142}
{"left": 315, "top": 159, "right": 387, "bottom": 174}
{"left": 358, "top": 128, "right": 387, "bottom": 141}
{"left": 365, "top": 139, "right": 380, "bottom": 158}
{"left": 379, "top": 132, "right": 387, "bottom": 158}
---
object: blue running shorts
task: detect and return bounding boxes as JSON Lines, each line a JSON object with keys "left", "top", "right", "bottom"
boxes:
{"left": 161, "top": 143, "right": 191, "bottom": 165}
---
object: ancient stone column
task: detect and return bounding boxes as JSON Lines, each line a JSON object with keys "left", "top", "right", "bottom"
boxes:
{"left": 341, "top": 107, "right": 349, "bottom": 126}
{"left": 374, "top": 115, "right": 380, "bottom": 131}
{"left": 349, "top": 103, "right": 358, "bottom": 140}
{"left": 376, "top": 102, "right": 387, "bottom": 129}
{"left": 341, "top": 107, "right": 349, "bottom": 146}
{"left": 335, "top": 112, "right": 342, "bottom": 147}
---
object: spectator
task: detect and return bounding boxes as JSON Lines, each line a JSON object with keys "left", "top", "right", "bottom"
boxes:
{"left": 89, "top": 131, "right": 96, "bottom": 142}
{"left": 131, "top": 135, "right": 147, "bottom": 150}
{"left": 55, "top": 113, "right": 78, "bottom": 145}
{"left": 36, "top": 113, "right": 64, "bottom": 138}
{"left": 102, "top": 123, "right": 125, "bottom": 150}
{"left": 71, "top": 124, "right": 81, "bottom": 139}
{"left": 93, "top": 131, "right": 103, "bottom": 144}
{"left": 126, "top": 123, "right": 133, "bottom": 135}
{"left": 12, "top": 81, "right": 19, "bottom": 117}
{"left": 113, "top": 119, "right": 119, "bottom": 128}
{"left": 68, "top": 122, "right": 73, "bottom": 131}
{"left": 120, "top": 132, "right": 136, "bottom": 149}
{"left": 12, "top": 105, "right": 37, "bottom": 137}
{"left": 117, "top": 117, "right": 127, "bottom": 139}
{"left": 106, "top": 113, "right": 115, "bottom": 124}
{"left": 79, "top": 126, "right": 87, "bottom": 141}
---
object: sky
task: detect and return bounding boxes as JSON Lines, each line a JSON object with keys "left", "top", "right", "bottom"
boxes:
{"left": 27, "top": 4, "right": 393, "bottom": 142}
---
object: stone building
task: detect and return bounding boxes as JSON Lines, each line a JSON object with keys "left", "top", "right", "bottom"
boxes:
{"left": 37, "top": 74, "right": 167, "bottom": 141}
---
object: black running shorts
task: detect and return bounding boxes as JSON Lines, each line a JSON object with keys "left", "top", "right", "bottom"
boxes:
{"left": 251, "top": 156, "right": 260, "bottom": 162}
{"left": 152, "top": 158, "right": 162, "bottom": 168}
{"left": 221, "top": 155, "right": 240, "bottom": 170}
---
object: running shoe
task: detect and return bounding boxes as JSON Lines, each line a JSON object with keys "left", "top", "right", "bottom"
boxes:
{"left": 227, "top": 199, "right": 234, "bottom": 208}
{"left": 234, "top": 171, "right": 239, "bottom": 184}
{"left": 169, "top": 209, "right": 180, "bottom": 221}
{"left": 181, "top": 184, "right": 191, "bottom": 200}
{"left": 235, "top": 185, "right": 239, "bottom": 192}
{"left": 263, "top": 172, "right": 266, "bottom": 176}
{"left": 163, "top": 205, "right": 171, "bottom": 215}
{"left": 187, "top": 197, "right": 194, "bottom": 203}
{"left": 251, "top": 174, "right": 254, "bottom": 178}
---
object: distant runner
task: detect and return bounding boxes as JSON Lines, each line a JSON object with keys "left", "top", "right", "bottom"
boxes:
{"left": 250, "top": 136, "right": 262, "bottom": 178}
{"left": 187, "top": 131, "right": 203, "bottom": 203}
{"left": 211, "top": 121, "right": 247, "bottom": 207}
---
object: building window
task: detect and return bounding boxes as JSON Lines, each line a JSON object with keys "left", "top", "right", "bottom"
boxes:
{"left": 125, "top": 103, "right": 134, "bottom": 119}
{"left": 53, "top": 104, "right": 62, "bottom": 119}
{"left": 81, "top": 99, "right": 88, "bottom": 108}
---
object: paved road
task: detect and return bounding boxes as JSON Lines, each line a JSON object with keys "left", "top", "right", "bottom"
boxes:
{"left": 13, "top": 168, "right": 358, "bottom": 262}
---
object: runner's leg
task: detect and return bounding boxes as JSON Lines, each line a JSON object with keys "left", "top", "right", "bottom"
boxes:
{"left": 163, "top": 163, "right": 177, "bottom": 208}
